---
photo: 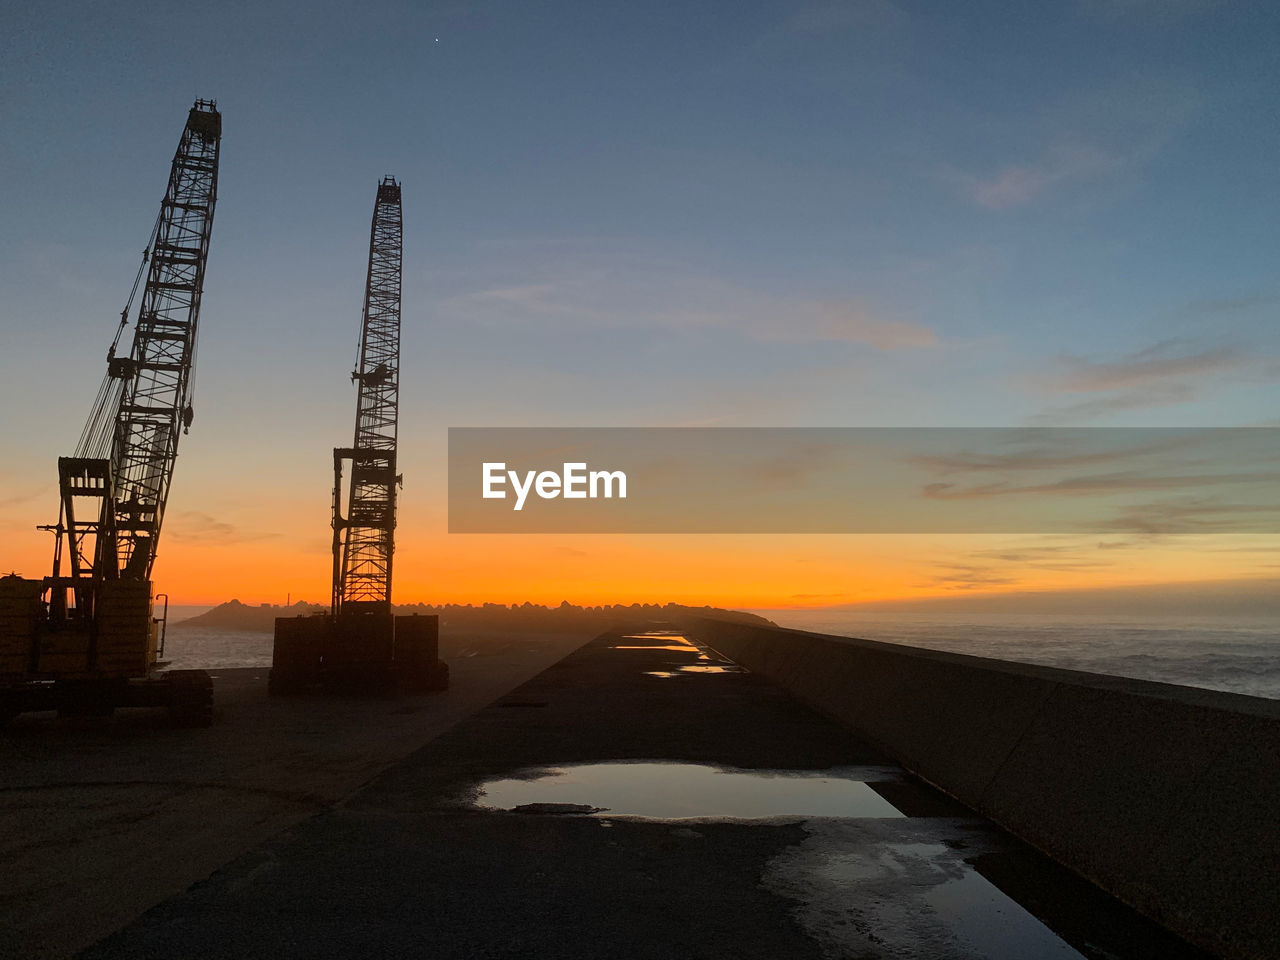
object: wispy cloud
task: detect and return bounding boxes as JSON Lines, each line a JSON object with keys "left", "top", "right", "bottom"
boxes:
{"left": 907, "top": 437, "right": 1191, "bottom": 474}
{"left": 922, "top": 470, "right": 1280, "bottom": 500}
{"left": 166, "top": 511, "right": 279, "bottom": 545}
{"left": 948, "top": 143, "right": 1119, "bottom": 210}
{"left": 1097, "top": 497, "right": 1280, "bottom": 534}
{"left": 1026, "top": 338, "right": 1271, "bottom": 423}
{"left": 0, "top": 485, "right": 51, "bottom": 511}
{"left": 456, "top": 276, "right": 938, "bottom": 350}
{"left": 745, "top": 442, "right": 852, "bottom": 491}
{"left": 925, "top": 563, "right": 1019, "bottom": 591}
{"left": 1029, "top": 385, "right": 1198, "bottom": 423}
{"left": 1042, "top": 341, "right": 1244, "bottom": 393}
{"left": 943, "top": 74, "right": 1202, "bottom": 211}
{"left": 967, "top": 544, "right": 1112, "bottom": 572}
{"left": 466, "top": 283, "right": 610, "bottom": 322}
{"left": 735, "top": 299, "right": 938, "bottom": 349}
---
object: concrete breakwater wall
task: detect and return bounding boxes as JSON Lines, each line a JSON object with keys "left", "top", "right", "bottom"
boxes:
{"left": 686, "top": 617, "right": 1280, "bottom": 960}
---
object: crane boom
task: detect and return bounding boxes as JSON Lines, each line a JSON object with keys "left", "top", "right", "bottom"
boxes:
{"left": 50, "top": 100, "right": 220, "bottom": 621}
{"left": 332, "top": 177, "right": 402, "bottom": 615}
{"left": 109, "top": 101, "right": 221, "bottom": 580}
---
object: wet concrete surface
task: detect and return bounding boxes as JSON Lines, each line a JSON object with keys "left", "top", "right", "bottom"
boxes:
{"left": 74, "top": 629, "right": 1213, "bottom": 960}
{"left": 0, "top": 630, "right": 595, "bottom": 960}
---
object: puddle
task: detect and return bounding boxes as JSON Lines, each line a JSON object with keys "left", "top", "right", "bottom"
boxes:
{"left": 645, "top": 665, "right": 747, "bottom": 677}
{"left": 612, "top": 633, "right": 736, "bottom": 665}
{"left": 925, "top": 865, "right": 1085, "bottom": 959}
{"left": 612, "top": 636, "right": 701, "bottom": 653}
{"left": 612, "top": 645, "right": 701, "bottom": 652}
{"left": 765, "top": 821, "right": 1085, "bottom": 960}
{"left": 473, "top": 762, "right": 904, "bottom": 820}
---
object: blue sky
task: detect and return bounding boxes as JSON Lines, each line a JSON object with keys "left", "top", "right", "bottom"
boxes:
{"left": 2, "top": 0, "right": 1278, "bottom": 603}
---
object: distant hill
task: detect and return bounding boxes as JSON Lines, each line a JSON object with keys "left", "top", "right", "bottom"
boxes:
{"left": 172, "top": 599, "right": 326, "bottom": 632}
{"left": 173, "top": 599, "right": 775, "bottom": 633}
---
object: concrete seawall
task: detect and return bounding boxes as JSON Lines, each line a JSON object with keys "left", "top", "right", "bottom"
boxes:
{"left": 686, "top": 617, "right": 1280, "bottom": 960}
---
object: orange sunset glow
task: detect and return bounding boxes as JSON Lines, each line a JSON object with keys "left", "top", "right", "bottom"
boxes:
{"left": 3, "top": 520, "right": 1265, "bottom": 611}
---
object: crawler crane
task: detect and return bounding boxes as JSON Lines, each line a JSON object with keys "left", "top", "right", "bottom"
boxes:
{"left": 0, "top": 101, "right": 221, "bottom": 724}
{"left": 269, "top": 178, "right": 447, "bottom": 695}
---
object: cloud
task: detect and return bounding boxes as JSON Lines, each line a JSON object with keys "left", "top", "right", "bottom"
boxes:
{"left": 1041, "top": 341, "right": 1244, "bottom": 393}
{"left": 949, "top": 143, "right": 1120, "bottom": 210}
{"left": 744, "top": 442, "right": 853, "bottom": 491}
{"left": 0, "top": 486, "right": 51, "bottom": 511}
{"left": 1097, "top": 497, "right": 1280, "bottom": 535}
{"left": 925, "top": 564, "right": 1019, "bottom": 591}
{"left": 922, "top": 470, "right": 1280, "bottom": 500}
{"left": 747, "top": 300, "right": 938, "bottom": 349}
{"left": 457, "top": 276, "right": 938, "bottom": 350}
{"left": 1025, "top": 338, "right": 1272, "bottom": 423}
{"left": 967, "top": 545, "right": 1111, "bottom": 572}
{"left": 944, "top": 76, "right": 1202, "bottom": 211}
{"left": 1028, "top": 385, "right": 1198, "bottom": 423}
{"left": 1096, "top": 539, "right": 1140, "bottom": 550}
{"left": 166, "top": 511, "right": 280, "bottom": 545}
{"left": 907, "top": 437, "right": 1192, "bottom": 474}
{"left": 467, "top": 283, "right": 609, "bottom": 322}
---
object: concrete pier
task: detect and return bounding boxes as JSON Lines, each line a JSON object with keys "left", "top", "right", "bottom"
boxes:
{"left": 0, "top": 630, "right": 595, "bottom": 960}
{"left": 689, "top": 617, "right": 1280, "bottom": 960}
{"left": 41, "top": 626, "right": 1211, "bottom": 960}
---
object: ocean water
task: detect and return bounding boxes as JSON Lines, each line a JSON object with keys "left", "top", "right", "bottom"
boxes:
{"left": 160, "top": 628, "right": 273, "bottom": 671}
{"left": 752, "top": 610, "right": 1280, "bottom": 701}
{"left": 162, "top": 613, "right": 1280, "bottom": 702}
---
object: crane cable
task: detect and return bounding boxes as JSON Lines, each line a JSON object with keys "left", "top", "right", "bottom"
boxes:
{"left": 74, "top": 209, "right": 164, "bottom": 459}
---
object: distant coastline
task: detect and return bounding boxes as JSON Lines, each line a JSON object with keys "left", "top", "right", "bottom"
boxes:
{"left": 173, "top": 599, "right": 776, "bottom": 634}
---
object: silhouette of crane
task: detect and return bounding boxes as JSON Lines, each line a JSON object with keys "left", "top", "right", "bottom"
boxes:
{"left": 1, "top": 101, "right": 222, "bottom": 725}
{"left": 269, "top": 179, "right": 447, "bottom": 696}
{"left": 332, "top": 177, "right": 403, "bottom": 616}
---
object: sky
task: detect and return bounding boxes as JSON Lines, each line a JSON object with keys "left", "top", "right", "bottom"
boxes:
{"left": 2, "top": 0, "right": 1279, "bottom": 609}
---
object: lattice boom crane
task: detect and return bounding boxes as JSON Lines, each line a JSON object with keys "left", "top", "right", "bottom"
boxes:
{"left": 269, "top": 178, "right": 447, "bottom": 696}
{"left": 0, "top": 100, "right": 221, "bottom": 725}
{"left": 333, "top": 177, "right": 403, "bottom": 615}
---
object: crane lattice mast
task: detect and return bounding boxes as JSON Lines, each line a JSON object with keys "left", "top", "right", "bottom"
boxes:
{"left": 270, "top": 174, "right": 445, "bottom": 698}
{"left": 48, "top": 100, "right": 220, "bottom": 619}
{"left": 332, "top": 177, "right": 402, "bottom": 616}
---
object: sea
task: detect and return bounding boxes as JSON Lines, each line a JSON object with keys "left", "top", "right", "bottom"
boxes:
{"left": 752, "top": 610, "right": 1280, "bottom": 702}
{"left": 159, "top": 626, "right": 274, "bottom": 672}
{"left": 159, "top": 607, "right": 1280, "bottom": 702}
